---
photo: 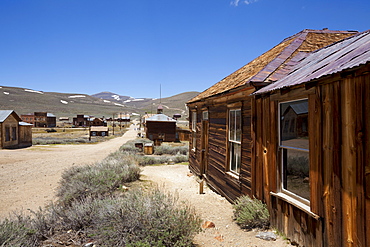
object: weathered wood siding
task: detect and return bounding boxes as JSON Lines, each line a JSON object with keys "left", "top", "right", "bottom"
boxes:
{"left": 18, "top": 125, "right": 32, "bottom": 148}
{"left": 188, "top": 87, "right": 255, "bottom": 201}
{"left": 254, "top": 64, "right": 370, "bottom": 247}
{"left": 145, "top": 121, "right": 176, "bottom": 142}
{"left": 0, "top": 114, "right": 19, "bottom": 149}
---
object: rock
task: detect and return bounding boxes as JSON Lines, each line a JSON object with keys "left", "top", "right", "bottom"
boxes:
{"left": 255, "top": 231, "right": 277, "bottom": 241}
{"left": 202, "top": 221, "right": 215, "bottom": 228}
{"left": 214, "top": 235, "right": 224, "bottom": 241}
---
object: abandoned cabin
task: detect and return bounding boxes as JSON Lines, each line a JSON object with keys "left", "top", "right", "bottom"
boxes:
{"left": 144, "top": 106, "right": 177, "bottom": 144}
{"left": 0, "top": 110, "right": 33, "bottom": 149}
{"left": 90, "top": 126, "right": 109, "bottom": 137}
{"left": 187, "top": 29, "right": 369, "bottom": 246}
{"left": 21, "top": 112, "right": 56, "bottom": 127}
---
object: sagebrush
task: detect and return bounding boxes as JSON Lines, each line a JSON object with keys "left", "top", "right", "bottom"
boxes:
{"left": 233, "top": 195, "right": 270, "bottom": 230}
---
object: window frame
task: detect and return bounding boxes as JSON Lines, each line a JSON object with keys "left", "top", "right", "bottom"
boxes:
{"left": 191, "top": 111, "right": 197, "bottom": 151}
{"left": 228, "top": 108, "right": 242, "bottom": 175}
{"left": 278, "top": 98, "right": 310, "bottom": 205}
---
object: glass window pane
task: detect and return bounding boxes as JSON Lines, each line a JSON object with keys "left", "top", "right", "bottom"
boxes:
{"left": 229, "top": 110, "right": 236, "bottom": 141}
{"left": 235, "top": 110, "right": 241, "bottom": 142}
{"left": 230, "top": 142, "right": 241, "bottom": 173}
{"left": 280, "top": 99, "right": 309, "bottom": 150}
{"left": 283, "top": 148, "right": 310, "bottom": 200}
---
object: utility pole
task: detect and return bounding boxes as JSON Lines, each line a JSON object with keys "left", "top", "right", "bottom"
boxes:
{"left": 112, "top": 113, "right": 115, "bottom": 135}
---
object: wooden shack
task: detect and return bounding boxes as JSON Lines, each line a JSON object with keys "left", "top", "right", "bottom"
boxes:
{"left": 90, "top": 126, "right": 109, "bottom": 137}
{"left": 0, "top": 110, "right": 32, "bottom": 149}
{"left": 252, "top": 30, "right": 370, "bottom": 247}
{"left": 187, "top": 29, "right": 357, "bottom": 203}
{"left": 144, "top": 113, "right": 177, "bottom": 143}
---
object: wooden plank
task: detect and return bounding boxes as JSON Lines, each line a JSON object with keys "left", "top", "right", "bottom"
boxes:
{"left": 269, "top": 100, "right": 278, "bottom": 193}
{"left": 321, "top": 82, "right": 342, "bottom": 247}
{"left": 308, "top": 88, "right": 323, "bottom": 216}
{"left": 364, "top": 74, "right": 370, "bottom": 247}
{"left": 354, "top": 75, "right": 365, "bottom": 246}
{"left": 341, "top": 78, "right": 356, "bottom": 247}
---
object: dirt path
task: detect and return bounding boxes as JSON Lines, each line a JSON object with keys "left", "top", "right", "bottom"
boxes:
{"left": 141, "top": 165, "right": 290, "bottom": 247}
{"left": 0, "top": 124, "right": 138, "bottom": 218}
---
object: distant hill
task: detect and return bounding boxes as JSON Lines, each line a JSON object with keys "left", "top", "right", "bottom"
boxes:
{"left": 0, "top": 86, "right": 199, "bottom": 120}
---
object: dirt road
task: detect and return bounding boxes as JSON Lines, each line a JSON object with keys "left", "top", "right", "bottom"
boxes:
{"left": 0, "top": 124, "right": 138, "bottom": 218}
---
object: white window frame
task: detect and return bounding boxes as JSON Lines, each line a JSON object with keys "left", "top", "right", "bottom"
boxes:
{"left": 278, "top": 98, "right": 310, "bottom": 205}
{"left": 228, "top": 109, "right": 241, "bottom": 174}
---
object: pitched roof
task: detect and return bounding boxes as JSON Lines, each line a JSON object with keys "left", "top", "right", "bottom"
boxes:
{"left": 188, "top": 29, "right": 357, "bottom": 103}
{"left": 146, "top": 114, "right": 176, "bottom": 122}
{"left": 254, "top": 30, "right": 370, "bottom": 95}
{"left": 0, "top": 110, "right": 21, "bottom": 122}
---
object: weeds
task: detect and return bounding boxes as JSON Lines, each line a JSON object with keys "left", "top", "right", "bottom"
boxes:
{"left": 233, "top": 195, "right": 270, "bottom": 230}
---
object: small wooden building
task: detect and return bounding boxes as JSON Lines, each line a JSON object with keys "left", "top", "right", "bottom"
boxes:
{"left": 187, "top": 29, "right": 360, "bottom": 246}
{"left": 0, "top": 110, "right": 32, "bottom": 149}
{"left": 90, "top": 126, "right": 109, "bottom": 137}
{"left": 21, "top": 112, "right": 56, "bottom": 127}
{"left": 187, "top": 29, "right": 356, "bottom": 202}
{"left": 73, "top": 115, "right": 89, "bottom": 127}
{"left": 252, "top": 30, "right": 370, "bottom": 247}
{"left": 90, "top": 117, "right": 107, "bottom": 127}
{"left": 144, "top": 113, "right": 177, "bottom": 143}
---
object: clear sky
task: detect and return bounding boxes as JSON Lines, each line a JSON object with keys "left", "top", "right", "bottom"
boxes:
{"left": 0, "top": 0, "right": 369, "bottom": 98}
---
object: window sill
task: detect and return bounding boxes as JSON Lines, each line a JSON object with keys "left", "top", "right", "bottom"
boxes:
{"left": 226, "top": 171, "right": 240, "bottom": 180}
{"left": 270, "top": 192, "right": 320, "bottom": 220}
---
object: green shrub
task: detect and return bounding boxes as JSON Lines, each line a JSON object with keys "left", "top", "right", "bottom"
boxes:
{"left": 153, "top": 145, "right": 188, "bottom": 156}
{"left": 233, "top": 195, "right": 270, "bottom": 230}
{"left": 0, "top": 215, "right": 38, "bottom": 247}
{"left": 93, "top": 188, "right": 202, "bottom": 247}
{"left": 56, "top": 157, "right": 141, "bottom": 205}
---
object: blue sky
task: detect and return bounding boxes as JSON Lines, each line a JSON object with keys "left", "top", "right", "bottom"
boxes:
{"left": 0, "top": 0, "right": 369, "bottom": 98}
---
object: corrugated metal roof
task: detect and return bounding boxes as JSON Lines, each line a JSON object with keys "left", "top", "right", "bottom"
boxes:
{"left": 0, "top": 110, "right": 14, "bottom": 122}
{"left": 188, "top": 29, "right": 357, "bottom": 103}
{"left": 290, "top": 102, "right": 309, "bottom": 115}
{"left": 255, "top": 30, "right": 370, "bottom": 95}
{"left": 146, "top": 114, "right": 176, "bottom": 122}
{"left": 90, "top": 126, "right": 108, "bottom": 131}
{"left": 19, "top": 121, "right": 33, "bottom": 126}
{"left": 47, "top": 113, "right": 56, "bottom": 117}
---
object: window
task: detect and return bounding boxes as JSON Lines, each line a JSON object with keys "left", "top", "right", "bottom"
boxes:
{"left": 5, "top": 127, "right": 10, "bottom": 142}
{"left": 202, "top": 111, "right": 208, "bottom": 120}
{"left": 192, "top": 111, "right": 197, "bottom": 150}
{"left": 279, "top": 99, "right": 309, "bottom": 203}
{"left": 12, "top": 127, "right": 17, "bottom": 141}
{"left": 229, "top": 109, "right": 241, "bottom": 174}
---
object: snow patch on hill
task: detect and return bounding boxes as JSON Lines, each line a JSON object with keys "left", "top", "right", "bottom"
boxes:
{"left": 25, "top": 89, "right": 44, "bottom": 94}
{"left": 68, "top": 95, "right": 86, "bottom": 98}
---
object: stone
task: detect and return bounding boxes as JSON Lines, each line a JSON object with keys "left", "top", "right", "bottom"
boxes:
{"left": 255, "top": 231, "right": 277, "bottom": 241}
{"left": 202, "top": 221, "right": 215, "bottom": 228}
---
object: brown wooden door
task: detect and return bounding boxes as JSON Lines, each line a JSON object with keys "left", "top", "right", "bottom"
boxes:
{"left": 200, "top": 120, "right": 209, "bottom": 175}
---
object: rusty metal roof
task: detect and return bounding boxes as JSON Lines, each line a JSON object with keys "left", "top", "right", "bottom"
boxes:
{"left": 254, "top": 30, "right": 370, "bottom": 95}
{"left": 188, "top": 29, "right": 357, "bottom": 103}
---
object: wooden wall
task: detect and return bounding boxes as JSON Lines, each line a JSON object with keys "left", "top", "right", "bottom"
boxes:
{"left": 145, "top": 121, "right": 176, "bottom": 142}
{"left": 188, "top": 87, "right": 255, "bottom": 202}
{"left": 254, "top": 64, "right": 370, "bottom": 246}
{"left": 0, "top": 114, "right": 19, "bottom": 149}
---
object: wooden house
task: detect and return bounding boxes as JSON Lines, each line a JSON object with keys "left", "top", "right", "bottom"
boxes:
{"left": 73, "top": 115, "right": 89, "bottom": 127}
{"left": 144, "top": 113, "right": 177, "bottom": 143}
{"left": 187, "top": 29, "right": 357, "bottom": 202}
{"left": 252, "top": 30, "right": 370, "bottom": 247}
{"left": 90, "top": 126, "right": 109, "bottom": 137}
{"left": 90, "top": 117, "right": 107, "bottom": 126}
{"left": 0, "top": 110, "right": 32, "bottom": 149}
{"left": 21, "top": 112, "right": 56, "bottom": 127}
